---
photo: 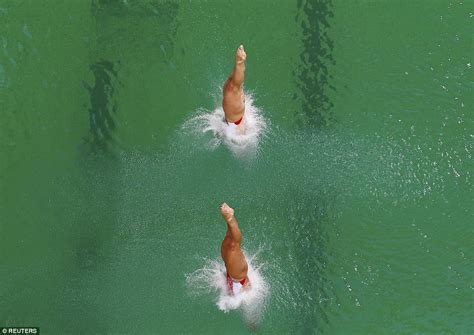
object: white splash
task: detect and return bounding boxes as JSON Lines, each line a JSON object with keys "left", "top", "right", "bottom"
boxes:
{"left": 182, "top": 93, "right": 267, "bottom": 157}
{"left": 185, "top": 252, "right": 269, "bottom": 324}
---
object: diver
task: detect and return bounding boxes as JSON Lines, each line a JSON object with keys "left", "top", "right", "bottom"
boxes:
{"left": 222, "top": 45, "right": 247, "bottom": 135}
{"left": 220, "top": 203, "right": 251, "bottom": 295}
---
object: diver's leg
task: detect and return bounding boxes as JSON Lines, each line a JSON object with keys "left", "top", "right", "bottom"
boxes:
{"left": 229, "top": 45, "right": 246, "bottom": 88}
{"left": 223, "top": 46, "right": 247, "bottom": 121}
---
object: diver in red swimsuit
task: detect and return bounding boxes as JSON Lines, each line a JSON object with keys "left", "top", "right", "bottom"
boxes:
{"left": 222, "top": 45, "right": 247, "bottom": 134}
{"left": 220, "top": 203, "right": 250, "bottom": 295}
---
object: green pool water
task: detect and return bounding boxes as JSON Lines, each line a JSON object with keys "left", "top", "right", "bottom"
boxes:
{"left": 1, "top": 1, "right": 472, "bottom": 334}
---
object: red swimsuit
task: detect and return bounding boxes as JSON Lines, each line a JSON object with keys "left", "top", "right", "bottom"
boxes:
{"left": 226, "top": 272, "right": 247, "bottom": 295}
{"left": 233, "top": 116, "right": 243, "bottom": 125}
{"left": 226, "top": 116, "right": 243, "bottom": 126}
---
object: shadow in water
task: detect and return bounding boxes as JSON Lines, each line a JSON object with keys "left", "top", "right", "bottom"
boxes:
{"left": 71, "top": 31, "right": 122, "bottom": 335}
{"left": 288, "top": 189, "right": 336, "bottom": 333}
{"left": 75, "top": 0, "right": 181, "bottom": 268}
{"left": 294, "top": 0, "right": 335, "bottom": 128}
{"left": 91, "top": 0, "right": 180, "bottom": 65}
{"left": 289, "top": 1, "right": 336, "bottom": 331}
{"left": 82, "top": 60, "right": 119, "bottom": 155}
{"left": 64, "top": 2, "right": 181, "bottom": 332}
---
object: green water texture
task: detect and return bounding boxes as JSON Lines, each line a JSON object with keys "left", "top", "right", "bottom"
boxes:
{"left": 1, "top": 0, "right": 472, "bottom": 334}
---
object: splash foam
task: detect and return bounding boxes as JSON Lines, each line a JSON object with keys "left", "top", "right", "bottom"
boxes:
{"left": 185, "top": 252, "right": 269, "bottom": 324}
{"left": 182, "top": 93, "right": 267, "bottom": 157}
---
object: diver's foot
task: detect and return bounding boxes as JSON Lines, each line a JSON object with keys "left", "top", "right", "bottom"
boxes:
{"left": 236, "top": 45, "right": 247, "bottom": 64}
{"left": 220, "top": 203, "right": 235, "bottom": 221}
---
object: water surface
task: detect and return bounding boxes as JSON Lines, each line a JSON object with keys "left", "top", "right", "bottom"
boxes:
{"left": 1, "top": 0, "right": 472, "bottom": 334}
